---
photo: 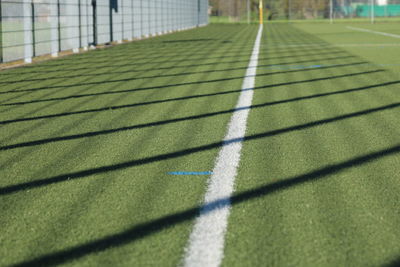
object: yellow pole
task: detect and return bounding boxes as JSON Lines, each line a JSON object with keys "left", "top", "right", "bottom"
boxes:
{"left": 259, "top": 0, "right": 263, "bottom": 24}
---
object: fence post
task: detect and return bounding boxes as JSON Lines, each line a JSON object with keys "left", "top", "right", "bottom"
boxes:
{"left": 92, "top": 0, "right": 97, "bottom": 45}
{"left": 57, "top": 0, "right": 61, "bottom": 52}
{"left": 31, "top": 1, "right": 36, "bottom": 57}
{"left": 121, "top": 0, "right": 124, "bottom": 42}
{"left": 50, "top": 1, "right": 58, "bottom": 57}
{"left": 86, "top": 0, "right": 90, "bottom": 47}
{"left": 109, "top": 0, "right": 113, "bottom": 42}
{"left": 23, "top": 0, "right": 33, "bottom": 63}
{"left": 0, "top": 0, "right": 3, "bottom": 63}
{"left": 197, "top": 0, "right": 200, "bottom": 26}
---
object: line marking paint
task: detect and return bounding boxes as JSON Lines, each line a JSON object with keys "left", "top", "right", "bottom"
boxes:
{"left": 347, "top": 26, "right": 400, "bottom": 39}
{"left": 265, "top": 43, "right": 400, "bottom": 48}
{"left": 168, "top": 171, "right": 212, "bottom": 175}
{"left": 182, "top": 25, "right": 263, "bottom": 267}
{"left": 260, "top": 63, "right": 400, "bottom": 71}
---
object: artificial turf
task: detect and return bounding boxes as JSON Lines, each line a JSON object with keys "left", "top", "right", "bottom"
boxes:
{"left": 0, "top": 22, "right": 399, "bottom": 267}
{"left": 0, "top": 25, "right": 258, "bottom": 266}
{"left": 223, "top": 23, "right": 400, "bottom": 266}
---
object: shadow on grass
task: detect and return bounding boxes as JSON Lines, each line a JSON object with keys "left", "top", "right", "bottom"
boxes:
{"left": 10, "top": 144, "right": 400, "bottom": 267}
{"left": 2, "top": 78, "right": 397, "bottom": 127}
{"left": 1, "top": 79, "right": 399, "bottom": 150}
{"left": 384, "top": 257, "right": 400, "bottom": 267}
{"left": 0, "top": 63, "right": 376, "bottom": 106}
{"left": 0, "top": 54, "right": 355, "bottom": 87}
{"left": 0, "top": 77, "right": 400, "bottom": 125}
{"left": 1, "top": 102, "right": 399, "bottom": 194}
{"left": 163, "top": 38, "right": 217, "bottom": 43}
{"left": 0, "top": 49, "right": 346, "bottom": 85}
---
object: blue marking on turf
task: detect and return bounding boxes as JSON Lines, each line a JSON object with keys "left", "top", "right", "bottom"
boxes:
{"left": 168, "top": 171, "right": 213, "bottom": 175}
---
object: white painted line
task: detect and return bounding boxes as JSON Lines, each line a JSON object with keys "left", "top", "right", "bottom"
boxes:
{"left": 182, "top": 25, "right": 263, "bottom": 267}
{"left": 347, "top": 26, "right": 400, "bottom": 39}
{"left": 335, "top": 43, "right": 400, "bottom": 47}
{"left": 268, "top": 43, "right": 400, "bottom": 48}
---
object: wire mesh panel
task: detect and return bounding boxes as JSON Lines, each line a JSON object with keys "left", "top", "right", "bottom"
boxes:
{"left": 141, "top": 0, "right": 149, "bottom": 36}
{"left": 1, "top": 0, "right": 28, "bottom": 62}
{"left": 149, "top": 0, "right": 155, "bottom": 35}
{"left": 80, "top": 0, "right": 92, "bottom": 49}
{"left": 123, "top": 0, "right": 133, "bottom": 40}
{"left": 156, "top": 0, "right": 162, "bottom": 34}
{"left": 32, "top": 0, "right": 53, "bottom": 56}
{"left": 200, "top": 0, "right": 209, "bottom": 25}
{"left": 110, "top": 0, "right": 122, "bottom": 42}
{"left": 59, "top": 0, "right": 80, "bottom": 51}
{"left": 132, "top": 0, "right": 141, "bottom": 38}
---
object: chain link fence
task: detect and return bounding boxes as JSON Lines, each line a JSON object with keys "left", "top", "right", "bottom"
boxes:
{"left": 0, "top": 0, "right": 209, "bottom": 63}
{"left": 209, "top": 0, "right": 400, "bottom": 22}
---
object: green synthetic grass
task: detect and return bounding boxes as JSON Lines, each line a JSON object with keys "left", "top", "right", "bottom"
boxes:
{"left": 1, "top": 22, "right": 400, "bottom": 267}
{"left": 210, "top": 16, "right": 400, "bottom": 24}
{"left": 223, "top": 23, "right": 400, "bottom": 266}
{"left": 0, "top": 25, "right": 258, "bottom": 266}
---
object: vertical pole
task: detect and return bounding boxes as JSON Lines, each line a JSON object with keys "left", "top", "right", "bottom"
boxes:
{"left": 50, "top": 1, "right": 58, "bottom": 56}
{"left": 247, "top": 0, "right": 250, "bottom": 24}
{"left": 78, "top": 0, "right": 82, "bottom": 48}
{"left": 330, "top": 0, "right": 333, "bottom": 24}
{"left": 288, "top": 0, "right": 291, "bottom": 21}
{"left": 259, "top": 0, "right": 263, "bottom": 24}
{"left": 31, "top": 1, "right": 36, "bottom": 57}
{"left": 92, "top": 0, "right": 97, "bottom": 45}
{"left": 86, "top": 0, "right": 90, "bottom": 47}
{"left": 0, "top": 0, "right": 3, "bottom": 63}
{"left": 57, "top": 0, "right": 61, "bottom": 52}
{"left": 371, "top": 0, "right": 375, "bottom": 24}
{"left": 109, "top": 0, "right": 113, "bottom": 42}
{"left": 23, "top": 1, "right": 33, "bottom": 63}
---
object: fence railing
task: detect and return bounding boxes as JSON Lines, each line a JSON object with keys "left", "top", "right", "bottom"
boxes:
{"left": 209, "top": 0, "right": 400, "bottom": 23}
{"left": 0, "top": 0, "right": 209, "bottom": 63}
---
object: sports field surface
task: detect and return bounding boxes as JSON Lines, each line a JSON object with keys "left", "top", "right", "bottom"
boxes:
{"left": 0, "top": 22, "right": 399, "bottom": 266}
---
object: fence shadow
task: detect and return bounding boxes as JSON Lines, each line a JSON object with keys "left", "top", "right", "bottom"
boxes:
{"left": 10, "top": 144, "right": 400, "bottom": 267}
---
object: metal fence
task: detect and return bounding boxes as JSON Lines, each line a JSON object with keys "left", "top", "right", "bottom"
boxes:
{"left": 0, "top": 0, "right": 209, "bottom": 63}
{"left": 209, "top": 0, "right": 400, "bottom": 23}
{"left": 276, "top": 0, "right": 400, "bottom": 22}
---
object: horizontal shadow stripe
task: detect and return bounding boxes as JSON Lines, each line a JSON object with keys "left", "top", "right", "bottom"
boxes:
{"left": 10, "top": 144, "right": 400, "bottom": 267}
{"left": 1, "top": 81, "right": 399, "bottom": 150}
{"left": 0, "top": 55, "right": 354, "bottom": 86}
{"left": 1, "top": 102, "right": 398, "bottom": 195}
{"left": 0, "top": 64, "right": 375, "bottom": 106}
{"left": 0, "top": 49, "right": 345, "bottom": 82}
{"left": 1, "top": 72, "right": 395, "bottom": 127}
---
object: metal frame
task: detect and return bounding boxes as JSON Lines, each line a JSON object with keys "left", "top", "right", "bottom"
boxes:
{"left": 0, "top": 0, "right": 3, "bottom": 63}
{"left": 0, "top": 0, "right": 209, "bottom": 64}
